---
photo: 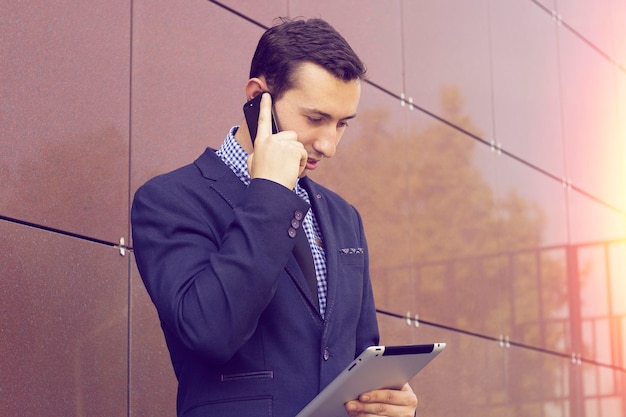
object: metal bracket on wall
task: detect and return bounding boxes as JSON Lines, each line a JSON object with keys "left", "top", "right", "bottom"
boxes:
{"left": 118, "top": 237, "right": 127, "bottom": 256}
{"left": 405, "top": 311, "right": 420, "bottom": 328}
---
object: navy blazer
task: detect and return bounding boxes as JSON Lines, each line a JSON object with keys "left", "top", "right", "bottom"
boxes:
{"left": 131, "top": 148, "right": 379, "bottom": 417}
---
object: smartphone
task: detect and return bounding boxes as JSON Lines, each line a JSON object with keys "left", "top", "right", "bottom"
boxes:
{"left": 243, "top": 93, "right": 279, "bottom": 146}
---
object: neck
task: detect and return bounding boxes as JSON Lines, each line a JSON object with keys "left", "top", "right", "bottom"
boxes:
{"left": 234, "top": 118, "right": 254, "bottom": 154}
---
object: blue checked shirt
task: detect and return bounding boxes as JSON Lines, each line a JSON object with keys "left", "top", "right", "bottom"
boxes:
{"left": 216, "top": 127, "right": 328, "bottom": 317}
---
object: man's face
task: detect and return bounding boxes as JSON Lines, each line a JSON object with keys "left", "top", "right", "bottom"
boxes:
{"left": 272, "top": 62, "right": 361, "bottom": 175}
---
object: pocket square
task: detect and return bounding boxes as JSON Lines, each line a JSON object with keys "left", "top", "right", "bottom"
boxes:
{"left": 339, "top": 247, "right": 364, "bottom": 254}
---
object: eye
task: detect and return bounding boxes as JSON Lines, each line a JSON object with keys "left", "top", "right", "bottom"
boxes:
{"left": 337, "top": 121, "right": 349, "bottom": 128}
{"left": 307, "top": 116, "right": 323, "bottom": 124}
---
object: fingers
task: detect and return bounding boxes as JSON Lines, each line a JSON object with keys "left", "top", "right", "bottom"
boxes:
{"left": 247, "top": 117, "right": 307, "bottom": 189}
{"left": 345, "top": 384, "right": 417, "bottom": 417}
{"left": 248, "top": 92, "right": 308, "bottom": 189}
{"left": 255, "top": 92, "right": 273, "bottom": 143}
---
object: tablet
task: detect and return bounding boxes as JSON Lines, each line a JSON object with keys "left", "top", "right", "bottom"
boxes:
{"left": 295, "top": 343, "right": 446, "bottom": 417}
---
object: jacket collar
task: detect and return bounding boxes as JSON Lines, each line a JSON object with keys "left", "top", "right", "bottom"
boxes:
{"left": 194, "top": 147, "right": 246, "bottom": 208}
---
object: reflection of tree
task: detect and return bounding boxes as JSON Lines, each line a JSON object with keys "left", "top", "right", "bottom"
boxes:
{"left": 311, "top": 86, "right": 568, "bottom": 416}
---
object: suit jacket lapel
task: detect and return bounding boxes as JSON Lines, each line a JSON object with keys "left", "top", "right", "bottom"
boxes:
{"left": 300, "top": 176, "right": 337, "bottom": 321}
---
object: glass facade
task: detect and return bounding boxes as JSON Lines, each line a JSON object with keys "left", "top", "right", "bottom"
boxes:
{"left": 1, "top": 0, "right": 625, "bottom": 415}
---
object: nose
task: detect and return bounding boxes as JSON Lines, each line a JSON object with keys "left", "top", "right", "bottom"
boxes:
{"left": 312, "top": 126, "right": 339, "bottom": 159}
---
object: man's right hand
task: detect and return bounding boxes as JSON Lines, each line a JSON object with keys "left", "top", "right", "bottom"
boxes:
{"left": 246, "top": 93, "right": 307, "bottom": 190}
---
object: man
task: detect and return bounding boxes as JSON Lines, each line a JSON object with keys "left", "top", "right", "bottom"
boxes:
{"left": 132, "top": 17, "right": 418, "bottom": 417}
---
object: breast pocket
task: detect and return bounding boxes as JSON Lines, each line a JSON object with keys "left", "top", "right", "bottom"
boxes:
{"left": 338, "top": 247, "right": 365, "bottom": 265}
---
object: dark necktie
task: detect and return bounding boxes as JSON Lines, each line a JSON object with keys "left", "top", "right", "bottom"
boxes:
{"left": 292, "top": 228, "right": 319, "bottom": 310}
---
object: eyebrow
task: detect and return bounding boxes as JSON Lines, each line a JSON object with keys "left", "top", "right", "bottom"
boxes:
{"left": 302, "top": 107, "right": 357, "bottom": 121}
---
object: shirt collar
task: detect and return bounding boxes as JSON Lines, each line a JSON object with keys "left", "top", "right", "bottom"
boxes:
{"left": 216, "top": 126, "right": 251, "bottom": 186}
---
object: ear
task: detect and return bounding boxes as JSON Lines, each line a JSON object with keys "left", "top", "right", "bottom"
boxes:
{"left": 245, "top": 77, "right": 269, "bottom": 101}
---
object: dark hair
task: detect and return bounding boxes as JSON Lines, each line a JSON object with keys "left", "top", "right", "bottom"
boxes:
{"left": 249, "top": 17, "right": 366, "bottom": 99}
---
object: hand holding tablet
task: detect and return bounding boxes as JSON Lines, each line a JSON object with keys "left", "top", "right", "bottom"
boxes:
{"left": 296, "top": 343, "right": 446, "bottom": 417}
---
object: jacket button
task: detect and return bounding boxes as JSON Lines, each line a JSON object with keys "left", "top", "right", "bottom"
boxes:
{"left": 291, "top": 218, "right": 301, "bottom": 229}
{"left": 288, "top": 227, "right": 297, "bottom": 238}
{"left": 294, "top": 210, "right": 304, "bottom": 221}
{"left": 323, "top": 347, "right": 330, "bottom": 361}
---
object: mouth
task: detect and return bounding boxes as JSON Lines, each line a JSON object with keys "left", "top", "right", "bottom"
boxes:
{"left": 306, "top": 158, "right": 321, "bottom": 170}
